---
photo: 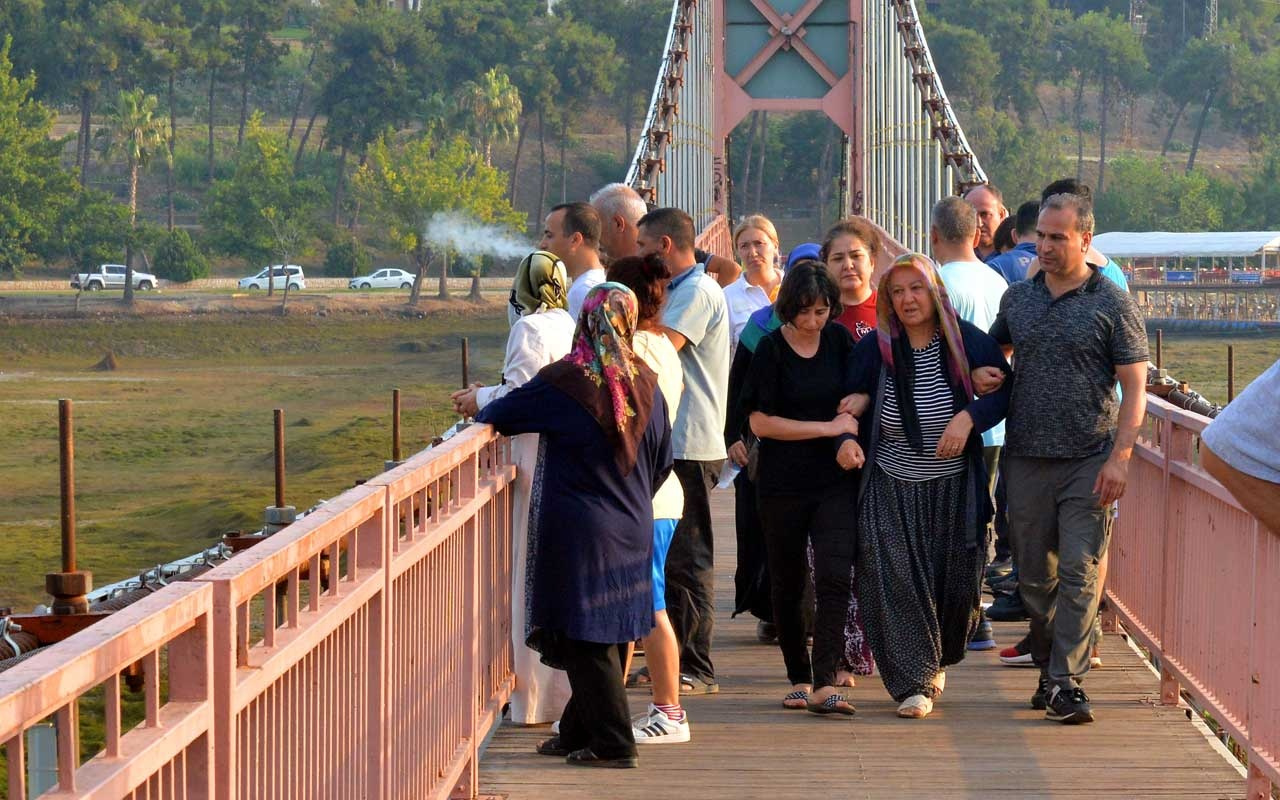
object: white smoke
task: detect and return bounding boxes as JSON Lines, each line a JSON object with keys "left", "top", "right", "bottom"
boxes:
{"left": 423, "top": 212, "right": 531, "bottom": 260}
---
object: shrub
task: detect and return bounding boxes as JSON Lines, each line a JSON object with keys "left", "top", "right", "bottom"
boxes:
{"left": 151, "top": 229, "right": 210, "bottom": 283}
{"left": 323, "top": 235, "right": 371, "bottom": 278}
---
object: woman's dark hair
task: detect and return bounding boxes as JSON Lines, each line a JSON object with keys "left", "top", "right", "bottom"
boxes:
{"left": 605, "top": 253, "right": 670, "bottom": 325}
{"left": 819, "top": 216, "right": 881, "bottom": 264}
{"left": 992, "top": 216, "right": 1017, "bottom": 254}
{"left": 774, "top": 260, "right": 842, "bottom": 323}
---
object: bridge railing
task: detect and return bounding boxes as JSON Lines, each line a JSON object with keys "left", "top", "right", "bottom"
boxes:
{"left": 1110, "top": 394, "right": 1277, "bottom": 799}
{"left": 0, "top": 424, "right": 515, "bottom": 800}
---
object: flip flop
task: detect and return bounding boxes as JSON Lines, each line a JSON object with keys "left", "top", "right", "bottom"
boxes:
{"left": 625, "top": 666, "right": 651, "bottom": 688}
{"left": 807, "top": 693, "right": 856, "bottom": 716}
{"left": 782, "top": 689, "right": 809, "bottom": 710}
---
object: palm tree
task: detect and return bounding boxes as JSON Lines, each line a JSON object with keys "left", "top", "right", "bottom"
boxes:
{"left": 98, "top": 88, "right": 168, "bottom": 304}
{"left": 455, "top": 67, "right": 521, "bottom": 167}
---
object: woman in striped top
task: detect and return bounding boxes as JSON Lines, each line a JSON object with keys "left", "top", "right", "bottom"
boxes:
{"left": 844, "top": 253, "right": 1012, "bottom": 719}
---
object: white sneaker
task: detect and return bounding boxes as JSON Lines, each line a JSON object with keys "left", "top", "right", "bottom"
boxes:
{"left": 631, "top": 703, "right": 690, "bottom": 744}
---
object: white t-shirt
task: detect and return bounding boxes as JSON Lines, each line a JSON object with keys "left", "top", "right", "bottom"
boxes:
{"left": 939, "top": 259, "right": 1008, "bottom": 448}
{"left": 633, "top": 329, "right": 685, "bottom": 520}
{"left": 722, "top": 273, "right": 776, "bottom": 351}
{"left": 566, "top": 268, "right": 606, "bottom": 323}
{"left": 476, "top": 309, "right": 576, "bottom": 408}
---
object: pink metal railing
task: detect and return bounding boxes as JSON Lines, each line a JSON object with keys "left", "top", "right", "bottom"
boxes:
{"left": 1109, "top": 394, "right": 1278, "bottom": 800}
{"left": 695, "top": 214, "right": 734, "bottom": 261}
{"left": 0, "top": 424, "right": 515, "bottom": 800}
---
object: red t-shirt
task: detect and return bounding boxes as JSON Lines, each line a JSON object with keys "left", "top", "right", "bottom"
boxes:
{"left": 835, "top": 291, "right": 877, "bottom": 342}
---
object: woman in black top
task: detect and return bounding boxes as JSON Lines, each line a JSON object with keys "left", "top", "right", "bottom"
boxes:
{"left": 739, "top": 261, "right": 866, "bottom": 716}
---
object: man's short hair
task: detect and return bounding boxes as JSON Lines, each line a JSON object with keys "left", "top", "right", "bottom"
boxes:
{"left": 1014, "top": 201, "right": 1040, "bottom": 237}
{"left": 550, "top": 201, "right": 601, "bottom": 246}
{"left": 589, "top": 183, "right": 648, "bottom": 226}
{"left": 1041, "top": 193, "right": 1095, "bottom": 235}
{"left": 1041, "top": 179, "right": 1092, "bottom": 204}
{"left": 964, "top": 183, "right": 1004, "bottom": 207}
{"left": 931, "top": 196, "right": 978, "bottom": 244}
{"left": 637, "top": 207, "right": 696, "bottom": 251}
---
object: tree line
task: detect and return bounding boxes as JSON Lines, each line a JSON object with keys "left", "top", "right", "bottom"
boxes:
{"left": 0, "top": 0, "right": 668, "bottom": 300}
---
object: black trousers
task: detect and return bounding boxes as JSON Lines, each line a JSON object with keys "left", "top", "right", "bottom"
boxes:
{"left": 756, "top": 484, "right": 857, "bottom": 690}
{"left": 557, "top": 639, "right": 636, "bottom": 759}
{"left": 665, "top": 459, "right": 722, "bottom": 684}
{"left": 732, "top": 470, "right": 773, "bottom": 622}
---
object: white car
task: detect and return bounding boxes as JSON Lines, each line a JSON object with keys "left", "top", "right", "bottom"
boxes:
{"left": 349, "top": 268, "right": 416, "bottom": 290}
{"left": 238, "top": 265, "right": 306, "bottom": 291}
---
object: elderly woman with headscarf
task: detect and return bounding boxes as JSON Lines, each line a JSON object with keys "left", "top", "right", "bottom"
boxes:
{"left": 843, "top": 253, "right": 1011, "bottom": 719}
{"left": 451, "top": 250, "right": 575, "bottom": 725}
{"left": 477, "top": 283, "right": 674, "bottom": 768}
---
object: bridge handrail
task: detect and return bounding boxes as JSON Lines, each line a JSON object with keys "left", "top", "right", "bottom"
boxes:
{"left": 0, "top": 423, "right": 515, "bottom": 800}
{"left": 1110, "top": 393, "right": 1277, "bottom": 797}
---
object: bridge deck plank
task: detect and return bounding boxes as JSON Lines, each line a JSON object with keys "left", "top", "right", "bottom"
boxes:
{"left": 478, "top": 491, "right": 1246, "bottom": 799}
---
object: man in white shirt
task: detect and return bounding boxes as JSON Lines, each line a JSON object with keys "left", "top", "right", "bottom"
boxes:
{"left": 540, "top": 201, "right": 605, "bottom": 321}
{"left": 932, "top": 195, "right": 1009, "bottom": 652}
{"left": 638, "top": 207, "right": 730, "bottom": 695}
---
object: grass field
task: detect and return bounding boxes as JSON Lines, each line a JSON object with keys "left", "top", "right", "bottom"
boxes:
{"left": 0, "top": 307, "right": 510, "bottom": 610}
{"left": 1148, "top": 333, "right": 1278, "bottom": 403}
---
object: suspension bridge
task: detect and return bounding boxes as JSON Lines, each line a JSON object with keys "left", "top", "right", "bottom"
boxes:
{"left": 0, "top": 1, "right": 1275, "bottom": 798}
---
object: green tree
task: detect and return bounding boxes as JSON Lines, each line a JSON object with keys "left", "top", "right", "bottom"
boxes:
{"left": 43, "top": 0, "right": 152, "bottom": 185}
{"left": 1060, "top": 12, "right": 1148, "bottom": 193}
{"left": 97, "top": 88, "right": 170, "bottom": 304}
{"left": 142, "top": 0, "right": 201, "bottom": 230}
{"left": 353, "top": 133, "right": 521, "bottom": 304}
{"left": 455, "top": 67, "right": 522, "bottom": 167}
{"left": 0, "top": 37, "right": 78, "bottom": 277}
{"left": 204, "top": 115, "right": 320, "bottom": 290}
{"left": 316, "top": 7, "right": 437, "bottom": 225}
{"left": 1094, "top": 155, "right": 1231, "bottom": 230}
{"left": 934, "top": 0, "right": 1059, "bottom": 120}
{"left": 557, "top": 0, "right": 669, "bottom": 159}
{"left": 323, "top": 234, "right": 371, "bottom": 278}
{"left": 546, "top": 18, "right": 619, "bottom": 208}
{"left": 42, "top": 189, "right": 133, "bottom": 273}
{"left": 228, "top": 0, "right": 287, "bottom": 147}
{"left": 152, "top": 228, "right": 210, "bottom": 281}
{"left": 192, "top": 0, "right": 231, "bottom": 183}
{"left": 919, "top": 14, "right": 1000, "bottom": 111}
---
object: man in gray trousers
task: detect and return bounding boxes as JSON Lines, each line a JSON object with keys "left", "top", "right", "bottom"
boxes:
{"left": 988, "top": 193, "right": 1148, "bottom": 724}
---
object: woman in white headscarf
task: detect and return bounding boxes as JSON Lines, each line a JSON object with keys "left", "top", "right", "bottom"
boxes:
{"left": 452, "top": 250, "right": 575, "bottom": 724}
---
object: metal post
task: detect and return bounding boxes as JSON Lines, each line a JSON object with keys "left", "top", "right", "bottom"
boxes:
{"left": 46, "top": 399, "right": 90, "bottom": 614}
{"left": 274, "top": 408, "right": 286, "bottom": 509}
{"left": 58, "top": 400, "right": 75, "bottom": 573}
{"left": 263, "top": 408, "right": 296, "bottom": 534}
{"left": 1227, "top": 345, "right": 1235, "bottom": 402}
{"left": 392, "top": 389, "right": 402, "bottom": 463}
{"left": 461, "top": 337, "right": 470, "bottom": 388}
{"left": 1156, "top": 328, "right": 1163, "bottom": 369}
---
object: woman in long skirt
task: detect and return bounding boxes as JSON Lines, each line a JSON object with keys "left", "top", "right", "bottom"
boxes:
{"left": 845, "top": 253, "right": 1011, "bottom": 718}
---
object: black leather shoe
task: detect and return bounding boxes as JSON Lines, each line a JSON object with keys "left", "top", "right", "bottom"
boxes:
{"left": 536, "top": 736, "right": 570, "bottom": 757}
{"left": 565, "top": 747, "right": 638, "bottom": 768}
{"left": 987, "top": 591, "right": 1029, "bottom": 622}
{"left": 756, "top": 620, "right": 778, "bottom": 643}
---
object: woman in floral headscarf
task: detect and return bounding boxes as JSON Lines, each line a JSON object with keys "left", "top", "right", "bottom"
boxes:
{"left": 452, "top": 250, "right": 574, "bottom": 726}
{"left": 844, "top": 253, "right": 1011, "bottom": 719}
{"left": 477, "top": 283, "right": 673, "bottom": 769}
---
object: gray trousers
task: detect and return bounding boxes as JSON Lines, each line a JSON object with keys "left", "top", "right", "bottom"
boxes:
{"left": 1006, "top": 452, "right": 1111, "bottom": 691}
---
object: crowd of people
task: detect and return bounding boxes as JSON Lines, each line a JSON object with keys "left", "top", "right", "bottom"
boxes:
{"left": 452, "top": 177, "right": 1156, "bottom": 768}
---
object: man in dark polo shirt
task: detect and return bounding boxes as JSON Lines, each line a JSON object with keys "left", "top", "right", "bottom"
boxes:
{"left": 989, "top": 193, "right": 1148, "bottom": 725}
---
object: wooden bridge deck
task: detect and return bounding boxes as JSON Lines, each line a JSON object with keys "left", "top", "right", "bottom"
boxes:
{"left": 479, "top": 491, "right": 1247, "bottom": 799}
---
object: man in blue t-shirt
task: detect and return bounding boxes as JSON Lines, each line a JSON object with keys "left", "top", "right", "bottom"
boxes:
{"left": 986, "top": 201, "right": 1039, "bottom": 284}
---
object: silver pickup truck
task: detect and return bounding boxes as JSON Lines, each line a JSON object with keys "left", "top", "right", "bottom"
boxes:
{"left": 70, "top": 264, "right": 158, "bottom": 291}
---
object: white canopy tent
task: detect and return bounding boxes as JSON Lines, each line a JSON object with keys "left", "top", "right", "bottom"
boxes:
{"left": 1092, "top": 232, "right": 1280, "bottom": 260}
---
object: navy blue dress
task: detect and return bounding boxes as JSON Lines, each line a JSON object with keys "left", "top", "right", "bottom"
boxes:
{"left": 476, "top": 375, "right": 673, "bottom": 660}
